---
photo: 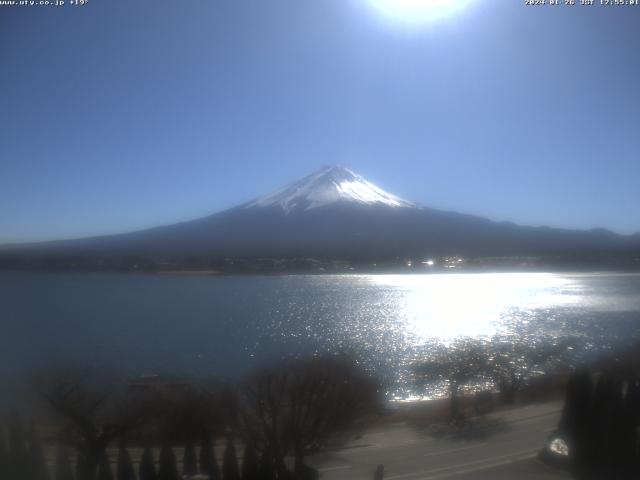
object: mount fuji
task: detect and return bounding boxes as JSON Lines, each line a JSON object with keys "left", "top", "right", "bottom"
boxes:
{"left": 2, "top": 166, "right": 639, "bottom": 271}
{"left": 242, "top": 166, "right": 415, "bottom": 213}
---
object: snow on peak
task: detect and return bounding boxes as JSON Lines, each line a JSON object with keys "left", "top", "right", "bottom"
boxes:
{"left": 244, "top": 166, "right": 415, "bottom": 214}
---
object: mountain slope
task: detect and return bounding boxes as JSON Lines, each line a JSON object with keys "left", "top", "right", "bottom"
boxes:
{"left": 1, "top": 166, "right": 639, "bottom": 269}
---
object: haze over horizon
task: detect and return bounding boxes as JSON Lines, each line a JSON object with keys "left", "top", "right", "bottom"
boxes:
{"left": 1, "top": 0, "right": 639, "bottom": 243}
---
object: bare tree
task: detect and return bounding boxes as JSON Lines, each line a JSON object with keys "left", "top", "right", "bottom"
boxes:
{"left": 39, "top": 368, "right": 149, "bottom": 480}
{"left": 414, "top": 338, "right": 489, "bottom": 419}
{"left": 151, "top": 380, "right": 226, "bottom": 447}
{"left": 238, "top": 355, "right": 381, "bottom": 478}
{"left": 488, "top": 334, "right": 576, "bottom": 404}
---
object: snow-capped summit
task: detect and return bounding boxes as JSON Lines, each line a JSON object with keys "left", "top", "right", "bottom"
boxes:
{"left": 244, "top": 165, "right": 415, "bottom": 214}
{"left": 4, "top": 163, "right": 639, "bottom": 267}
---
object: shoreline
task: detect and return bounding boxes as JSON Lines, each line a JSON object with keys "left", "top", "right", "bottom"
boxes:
{"left": 2, "top": 267, "right": 640, "bottom": 278}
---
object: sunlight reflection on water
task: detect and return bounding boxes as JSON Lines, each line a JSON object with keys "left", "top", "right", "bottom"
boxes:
{"left": 2, "top": 271, "right": 640, "bottom": 401}
{"left": 291, "top": 272, "right": 640, "bottom": 400}
{"left": 365, "top": 273, "right": 584, "bottom": 341}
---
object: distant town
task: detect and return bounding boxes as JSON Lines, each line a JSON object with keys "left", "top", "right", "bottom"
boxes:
{"left": 2, "top": 252, "right": 638, "bottom": 274}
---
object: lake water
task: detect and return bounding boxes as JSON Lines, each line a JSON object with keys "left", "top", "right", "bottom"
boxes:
{"left": 1, "top": 271, "right": 640, "bottom": 399}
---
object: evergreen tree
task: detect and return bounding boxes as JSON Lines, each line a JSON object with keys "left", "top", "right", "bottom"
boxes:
{"left": 116, "top": 445, "right": 135, "bottom": 480}
{"left": 97, "top": 450, "right": 114, "bottom": 480}
{"left": 182, "top": 437, "right": 197, "bottom": 477}
{"left": 138, "top": 446, "right": 156, "bottom": 480}
{"left": 589, "top": 373, "right": 613, "bottom": 477}
{"left": 560, "top": 369, "right": 593, "bottom": 478}
{"left": 157, "top": 442, "right": 178, "bottom": 480}
{"left": 609, "top": 376, "right": 635, "bottom": 478}
{"left": 199, "top": 434, "right": 219, "bottom": 480}
{"left": 560, "top": 364, "right": 640, "bottom": 479}
{"left": 626, "top": 380, "right": 640, "bottom": 478}
{"left": 240, "top": 443, "right": 259, "bottom": 480}
{"left": 222, "top": 437, "right": 240, "bottom": 480}
{"left": 53, "top": 446, "right": 74, "bottom": 480}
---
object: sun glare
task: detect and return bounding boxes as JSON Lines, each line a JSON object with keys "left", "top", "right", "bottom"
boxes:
{"left": 366, "top": 273, "right": 582, "bottom": 340}
{"left": 368, "top": 0, "right": 475, "bottom": 24}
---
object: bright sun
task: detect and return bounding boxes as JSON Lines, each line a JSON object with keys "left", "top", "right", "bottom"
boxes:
{"left": 368, "top": 0, "right": 474, "bottom": 23}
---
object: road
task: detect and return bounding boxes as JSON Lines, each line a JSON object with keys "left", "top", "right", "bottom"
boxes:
{"left": 308, "top": 401, "right": 570, "bottom": 480}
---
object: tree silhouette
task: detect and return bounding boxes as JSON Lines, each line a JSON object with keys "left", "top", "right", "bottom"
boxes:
{"left": 5, "top": 414, "right": 31, "bottom": 480}
{"left": 53, "top": 445, "right": 74, "bottom": 480}
{"left": 27, "top": 423, "right": 49, "bottom": 480}
{"left": 40, "top": 368, "right": 148, "bottom": 480}
{"left": 488, "top": 334, "right": 574, "bottom": 404}
{"left": 139, "top": 446, "right": 156, "bottom": 480}
{"left": 97, "top": 450, "right": 114, "bottom": 480}
{"left": 76, "top": 452, "right": 87, "bottom": 480}
{"left": 157, "top": 442, "right": 179, "bottom": 480}
{"left": 238, "top": 355, "right": 380, "bottom": 477}
{"left": 258, "top": 448, "right": 275, "bottom": 480}
{"left": 116, "top": 445, "right": 135, "bottom": 480}
{"left": 558, "top": 345, "right": 640, "bottom": 480}
{"left": 183, "top": 437, "right": 197, "bottom": 477}
{"left": 222, "top": 437, "right": 240, "bottom": 480}
{"left": 199, "top": 433, "right": 219, "bottom": 480}
{"left": 414, "top": 338, "right": 488, "bottom": 419}
{"left": 240, "top": 442, "right": 260, "bottom": 480}
{"left": 155, "top": 384, "right": 220, "bottom": 449}
{"left": 0, "top": 429, "right": 9, "bottom": 479}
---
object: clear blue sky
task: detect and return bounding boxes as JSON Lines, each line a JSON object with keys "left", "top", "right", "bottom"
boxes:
{"left": 1, "top": 0, "right": 639, "bottom": 243}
